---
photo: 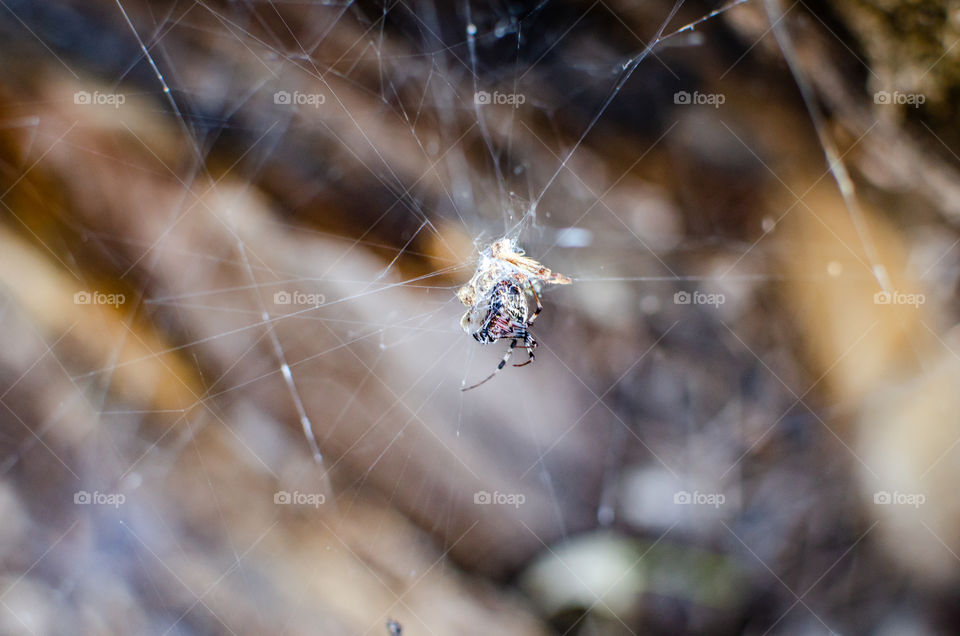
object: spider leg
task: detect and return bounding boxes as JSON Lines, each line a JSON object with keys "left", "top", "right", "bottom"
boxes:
{"left": 512, "top": 331, "right": 536, "bottom": 367}
{"left": 526, "top": 285, "right": 543, "bottom": 326}
{"left": 512, "top": 286, "right": 540, "bottom": 367}
{"left": 461, "top": 338, "right": 517, "bottom": 391}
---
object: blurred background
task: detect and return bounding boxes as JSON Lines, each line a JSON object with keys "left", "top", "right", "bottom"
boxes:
{"left": 1, "top": 0, "right": 960, "bottom": 634}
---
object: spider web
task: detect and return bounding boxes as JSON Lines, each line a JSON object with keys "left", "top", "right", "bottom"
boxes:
{"left": 0, "top": 0, "right": 930, "bottom": 634}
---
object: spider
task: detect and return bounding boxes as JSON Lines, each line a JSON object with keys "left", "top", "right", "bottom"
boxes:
{"left": 458, "top": 237, "right": 571, "bottom": 391}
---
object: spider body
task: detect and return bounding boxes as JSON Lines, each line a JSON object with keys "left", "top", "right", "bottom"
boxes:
{"left": 458, "top": 237, "right": 569, "bottom": 391}
{"left": 469, "top": 279, "right": 530, "bottom": 344}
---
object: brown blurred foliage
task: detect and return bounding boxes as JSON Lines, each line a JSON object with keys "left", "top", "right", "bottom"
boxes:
{"left": 1, "top": 0, "right": 960, "bottom": 634}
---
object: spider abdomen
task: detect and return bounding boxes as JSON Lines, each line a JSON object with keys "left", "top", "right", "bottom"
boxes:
{"left": 472, "top": 280, "right": 529, "bottom": 344}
